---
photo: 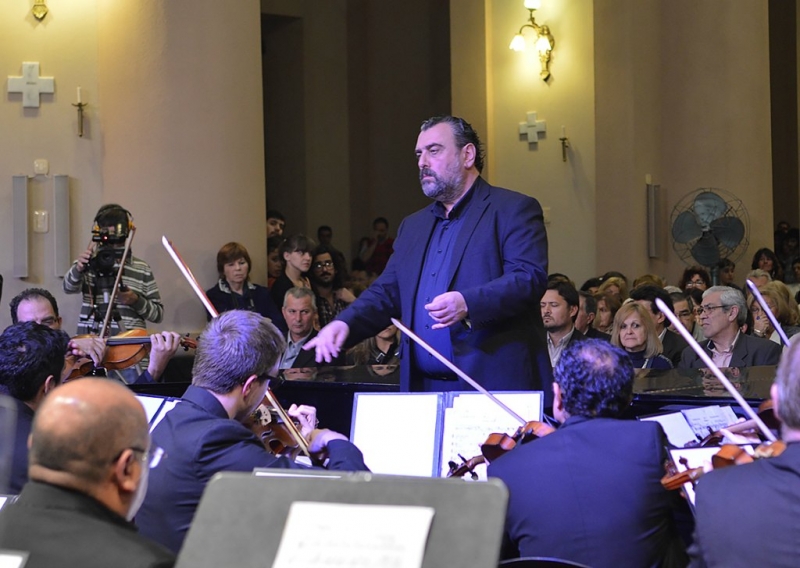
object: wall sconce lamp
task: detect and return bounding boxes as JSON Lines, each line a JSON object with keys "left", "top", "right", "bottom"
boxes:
{"left": 509, "top": 0, "right": 555, "bottom": 82}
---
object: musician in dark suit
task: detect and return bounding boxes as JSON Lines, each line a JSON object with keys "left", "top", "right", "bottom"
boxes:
{"left": 488, "top": 339, "right": 688, "bottom": 567}
{"left": 689, "top": 335, "right": 800, "bottom": 567}
{"left": 678, "top": 286, "right": 782, "bottom": 369}
{"left": 307, "top": 116, "right": 549, "bottom": 393}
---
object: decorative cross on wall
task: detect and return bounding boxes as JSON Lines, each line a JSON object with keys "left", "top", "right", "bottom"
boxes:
{"left": 519, "top": 112, "right": 546, "bottom": 144}
{"left": 7, "top": 62, "right": 54, "bottom": 108}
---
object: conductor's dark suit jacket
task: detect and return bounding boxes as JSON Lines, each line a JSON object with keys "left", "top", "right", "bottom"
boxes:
{"left": 689, "top": 442, "right": 800, "bottom": 568}
{"left": 337, "top": 177, "right": 550, "bottom": 392}
{"left": 678, "top": 333, "right": 782, "bottom": 369}
{"left": 488, "top": 416, "right": 688, "bottom": 567}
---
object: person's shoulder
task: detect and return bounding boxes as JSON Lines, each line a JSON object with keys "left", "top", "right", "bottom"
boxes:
{"left": 481, "top": 179, "right": 541, "bottom": 205}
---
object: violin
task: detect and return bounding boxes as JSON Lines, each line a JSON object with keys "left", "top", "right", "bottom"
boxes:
{"left": 66, "top": 329, "right": 196, "bottom": 380}
{"left": 243, "top": 395, "right": 304, "bottom": 458}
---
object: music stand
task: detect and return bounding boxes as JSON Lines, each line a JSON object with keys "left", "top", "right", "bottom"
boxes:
{"left": 177, "top": 470, "right": 508, "bottom": 568}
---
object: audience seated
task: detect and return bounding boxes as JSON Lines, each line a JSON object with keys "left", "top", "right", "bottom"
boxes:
{"left": 611, "top": 302, "right": 673, "bottom": 370}
{"left": 597, "top": 276, "right": 628, "bottom": 301}
{"left": 541, "top": 281, "right": 584, "bottom": 366}
{"left": 749, "top": 281, "right": 800, "bottom": 343}
{"left": 592, "top": 292, "right": 620, "bottom": 335}
{"left": 489, "top": 339, "right": 687, "bottom": 566}
{"left": 716, "top": 258, "right": 739, "bottom": 291}
{"left": 576, "top": 291, "right": 610, "bottom": 341}
{"left": 632, "top": 273, "right": 666, "bottom": 289}
{"left": 580, "top": 277, "right": 603, "bottom": 294}
{"left": 0, "top": 322, "right": 69, "bottom": 493}
{"left": 270, "top": 234, "right": 314, "bottom": 307}
{"left": 347, "top": 324, "right": 400, "bottom": 365}
{"left": 310, "top": 244, "right": 355, "bottom": 327}
{"left": 205, "top": 242, "right": 286, "bottom": 332}
{"left": 678, "top": 286, "right": 782, "bottom": 369}
{"left": 679, "top": 266, "right": 711, "bottom": 295}
{"left": 316, "top": 225, "right": 348, "bottom": 280}
{"left": 670, "top": 291, "right": 696, "bottom": 337}
{"left": 630, "top": 285, "right": 687, "bottom": 367}
{"left": 688, "top": 335, "right": 800, "bottom": 567}
{"left": 751, "top": 247, "right": 784, "bottom": 282}
{"left": 279, "top": 287, "right": 342, "bottom": 368}
{"left": 0, "top": 378, "right": 176, "bottom": 568}
{"left": 266, "top": 235, "right": 284, "bottom": 289}
{"left": 136, "top": 310, "right": 367, "bottom": 553}
{"left": 746, "top": 268, "right": 772, "bottom": 289}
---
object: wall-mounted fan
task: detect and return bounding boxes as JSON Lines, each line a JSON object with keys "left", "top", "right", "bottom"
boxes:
{"left": 670, "top": 188, "right": 750, "bottom": 267}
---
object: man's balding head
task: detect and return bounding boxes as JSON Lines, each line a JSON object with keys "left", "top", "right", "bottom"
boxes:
{"left": 29, "top": 378, "right": 150, "bottom": 519}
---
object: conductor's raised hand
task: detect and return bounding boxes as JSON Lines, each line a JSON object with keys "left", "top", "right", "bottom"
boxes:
{"left": 303, "top": 320, "right": 350, "bottom": 363}
{"left": 425, "top": 291, "right": 468, "bottom": 329}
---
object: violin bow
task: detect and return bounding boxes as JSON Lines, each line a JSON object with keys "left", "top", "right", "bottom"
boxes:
{"left": 390, "top": 317, "right": 528, "bottom": 426}
{"left": 99, "top": 226, "right": 137, "bottom": 338}
{"left": 745, "top": 279, "right": 791, "bottom": 347}
{"left": 162, "top": 236, "right": 312, "bottom": 459}
{"left": 654, "top": 298, "right": 776, "bottom": 442}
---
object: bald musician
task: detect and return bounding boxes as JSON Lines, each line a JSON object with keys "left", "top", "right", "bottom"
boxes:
{"left": 689, "top": 335, "right": 800, "bottom": 567}
{"left": 488, "top": 339, "right": 688, "bottom": 566}
{"left": 135, "top": 310, "right": 367, "bottom": 554}
{"left": 0, "top": 378, "right": 175, "bottom": 568}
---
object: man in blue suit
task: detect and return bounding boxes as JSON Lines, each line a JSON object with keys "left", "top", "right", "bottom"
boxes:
{"left": 307, "top": 115, "right": 549, "bottom": 392}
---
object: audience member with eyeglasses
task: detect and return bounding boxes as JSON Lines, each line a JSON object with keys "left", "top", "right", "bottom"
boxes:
{"left": 0, "top": 377, "right": 176, "bottom": 568}
{"left": 135, "top": 310, "right": 366, "bottom": 554}
{"left": 678, "top": 286, "right": 782, "bottom": 369}
{"left": 309, "top": 244, "right": 356, "bottom": 327}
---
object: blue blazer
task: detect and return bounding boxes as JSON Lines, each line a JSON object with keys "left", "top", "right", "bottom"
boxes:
{"left": 338, "top": 177, "right": 550, "bottom": 392}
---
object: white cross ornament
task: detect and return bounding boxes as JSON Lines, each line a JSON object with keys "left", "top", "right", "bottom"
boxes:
{"left": 8, "top": 62, "right": 54, "bottom": 108}
{"left": 519, "top": 112, "right": 546, "bottom": 144}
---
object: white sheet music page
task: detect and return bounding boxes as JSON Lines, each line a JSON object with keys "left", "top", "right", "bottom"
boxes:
{"left": 439, "top": 393, "right": 541, "bottom": 480}
{"left": 640, "top": 412, "right": 698, "bottom": 447}
{"left": 681, "top": 406, "right": 738, "bottom": 440}
{"left": 271, "top": 501, "right": 434, "bottom": 568}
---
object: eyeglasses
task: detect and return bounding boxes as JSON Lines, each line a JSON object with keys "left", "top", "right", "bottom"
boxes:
{"left": 113, "top": 445, "right": 166, "bottom": 469}
{"left": 676, "top": 310, "right": 692, "bottom": 318}
{"left": 695, "top": 304, "right": 729, "bottom": 315}
{"left": 313, "top": 260, "right": 334, "bottom": 270}
{"left": 686, "top": 279, "right": 706, "bottom": 287}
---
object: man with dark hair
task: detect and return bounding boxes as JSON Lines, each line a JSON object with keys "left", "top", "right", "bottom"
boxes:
{"left": 541, "top": 281, "right": 583, "bottom": 366}
{"left": 678, "top": 286, "right": 782, "bottom": 369}
{"left": 266, "top": 209, "right": 285, "bottom": 238}
{"left": 10, "top": 287, "right": 180, "bottom": 384}
{"left": 630, "top": 284, "right": 688, "bottom": 366}
{"left": 309, "top": 115, "right": 550, "bottom": 394}
{"left": 0, "top": 321, "right": 70, "bottom": 493}
{"left": 0, "top": 378, "right": 175, "bottom": 567}
{"left": 358, "top": 216, "right": 394, "bottom": 275}
{"left": 689, "top": 335, "right": 800, "bottom": 566}
{"left": 317, "top": 225, "right": 348, "bottom": 280}
{"left": 310, "top": 245, "right": 355, "bottom": 328}
{"left": 576, "top": 291, "right": 610, "bottom": 341}
{"left": 488, "top": 339, "right": 687, "bottom": 565}
{"left": 136, "top": 310, "right": 366, "bottom": 553}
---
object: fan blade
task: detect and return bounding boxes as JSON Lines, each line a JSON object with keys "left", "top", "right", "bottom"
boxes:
{"left": 672, "top": 211, "right": 703, "bottom": 244}
{"left": 710, "top": 217, "right": 745, "bottom": 250}
{"left": 693, "top": 191, "right": 727, "bottom": 225}
{"left": 691, "top": 233, "right": 721, "bottom": 266}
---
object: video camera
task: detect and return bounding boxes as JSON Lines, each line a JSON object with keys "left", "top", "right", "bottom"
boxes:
{"left": 87, "top": 206, "right": 132, "bottom": 296}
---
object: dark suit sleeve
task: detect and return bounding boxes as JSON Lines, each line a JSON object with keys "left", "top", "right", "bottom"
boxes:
{"left": 756, "top": 340, "right": 783, "bottom": 365}
{"left": 678, "top": 345, "right": 698, "bottom": 369}
{"left": 459, "top": 195, "right": 548, "bottom": 326}
{"left": 325, "top": 439, "right": 369, "bottom": 471}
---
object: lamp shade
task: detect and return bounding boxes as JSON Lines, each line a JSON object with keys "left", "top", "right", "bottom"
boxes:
{"left": 509, "top": 34, "right": 527, "bottom": 52}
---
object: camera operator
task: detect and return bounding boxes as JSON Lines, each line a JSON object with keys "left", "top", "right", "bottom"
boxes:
{"left": 62, "top": 204, "right": 163, "bottom": 337}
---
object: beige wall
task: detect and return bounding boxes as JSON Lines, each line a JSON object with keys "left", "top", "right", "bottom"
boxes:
{"left": 1, "top": 0, "right": 266, "bottom": 333}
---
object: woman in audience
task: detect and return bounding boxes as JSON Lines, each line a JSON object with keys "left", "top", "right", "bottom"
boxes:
{"left": 751, "top": 247, "right": 784, "bottom": 282}
{"left": 611, "top": 302, "right": 672, "bottom": 370}
{"left": 592, "top": 292, "right": 621, "bottom": 335}
{"left": 270, "top": 234, "right": 314, "bottom": 307}
{"left": 749, "top": 281, "right": 800, "bottom": 343}
{"left": 597, "top": 276, "right": 628, "bottom": 301}
{"left": 206, "top": 242, "right": 286, "bottom": 331}
{"left": 679, "top": 266, "right": 711, "bottom": 294}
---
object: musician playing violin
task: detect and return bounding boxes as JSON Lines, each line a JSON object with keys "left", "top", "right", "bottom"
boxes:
{"left": 488, "top": 339, "right": 688, "bottom": 567}
{"left": 135, "top": 310, "right": 368, "bottom": 554}
{"left": 10, "top": 288, "right": 180, "bottom": 384}
{"left": 688, "top": 335, "right": 800, "bottom": 568}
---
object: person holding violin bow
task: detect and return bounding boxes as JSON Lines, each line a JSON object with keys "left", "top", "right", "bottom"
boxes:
{"left": 135, "top": 310, "right": 368, "bottom": 554}
{"left": 488, "top": 339, "right": 688, "bottom": 567}
{"left": 687, "top": 335, "right": 800, "bottom": 567}
{"left": 10, "top": 288, "right": 181, "bottom": 384}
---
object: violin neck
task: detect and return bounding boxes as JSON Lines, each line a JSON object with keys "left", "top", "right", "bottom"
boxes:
{"left": 106, "top": 337, "right": 152, "bottom": 347}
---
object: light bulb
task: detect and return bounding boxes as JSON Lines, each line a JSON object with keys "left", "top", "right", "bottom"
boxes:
{"left": 509, "top": 34, "right": 527, "bottom": 52}
{"left": 524, "top": 0, "right": 541, "bottom": 10}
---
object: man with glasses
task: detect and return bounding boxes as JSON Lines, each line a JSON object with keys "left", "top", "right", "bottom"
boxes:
{"left": 309, "top": 245, "right": 355, "bottom": 328}
{"left": 136, "top": 310, "right": 366, "bottom": 554}
{"left": 678, "top": 286, "right": 781, "bottom": 369}
{"left": 0, "top": 377, "right": 175, "bottom": 567}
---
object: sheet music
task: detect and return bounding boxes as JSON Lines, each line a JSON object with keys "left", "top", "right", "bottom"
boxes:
{"left": 439, "top": 393, "right": 542, "bottom": 480}
{"left": 351, "top": 393, "right": 441, "bottom": 477}
{"left": 271, "top": 501, "right": 434, "bottom": 568}
{"left": 149, "top": 399, "right": 180, "bottom": 433}
{"left": 668, "top": 446, "right": 754, "bottom": 507}
{"left": 681, "top": 406, "right": 738, "bottom": 440}
{"left": 0, "top": 551, "right": 28, "bottom": 568}
{"left": 640, "top": 412, "right": 699, "bottom": 447}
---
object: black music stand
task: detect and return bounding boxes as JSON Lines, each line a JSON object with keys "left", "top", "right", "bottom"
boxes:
{"left": 176, "top": 470, "right": 508, "bottom": 568}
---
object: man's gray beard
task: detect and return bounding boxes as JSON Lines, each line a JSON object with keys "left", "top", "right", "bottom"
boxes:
{"left": 421, "top": 178, "right": 463, "bottom": 203}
